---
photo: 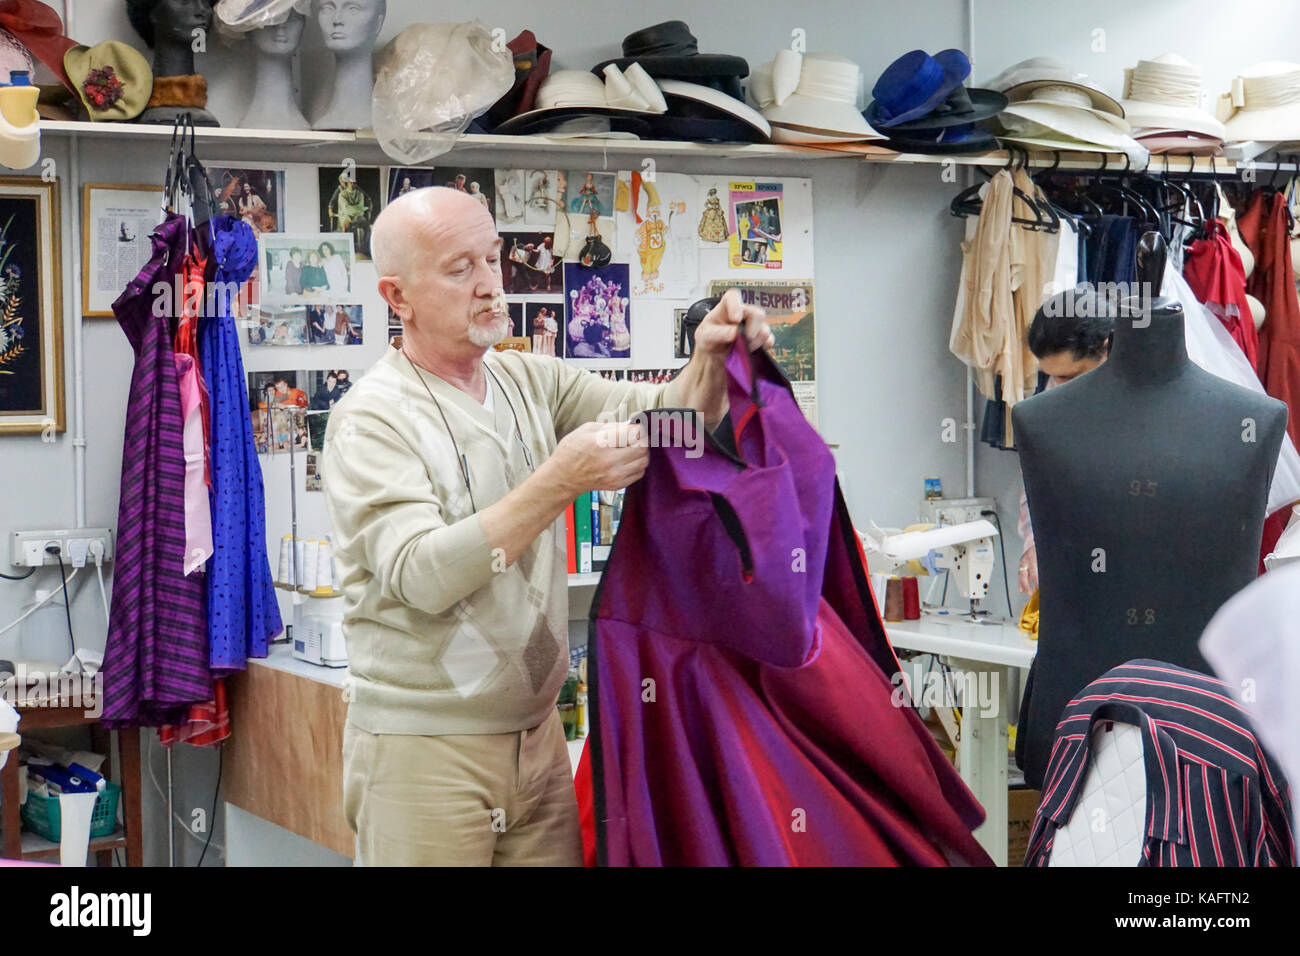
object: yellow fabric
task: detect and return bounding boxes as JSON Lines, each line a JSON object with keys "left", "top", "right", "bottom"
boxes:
{"left": 1018, "top": 588, "right": 1040, "bottom": 640}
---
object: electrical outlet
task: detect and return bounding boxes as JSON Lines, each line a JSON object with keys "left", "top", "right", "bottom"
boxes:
{"left": 920, "top": 497, "right": 997, "bottom": 528}
{"left": 10, "top": 529, "right": 114, "bottom": 568}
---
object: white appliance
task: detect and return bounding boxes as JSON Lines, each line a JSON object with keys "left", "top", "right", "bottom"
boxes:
{"left": 861, "top": 519, "right": 1000, "bottom": 622}
{"left": 291, "top": 594, "right": 348, "bottom": 668}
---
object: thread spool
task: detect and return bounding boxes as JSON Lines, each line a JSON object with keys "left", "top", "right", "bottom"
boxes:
{"left": 901, "top": 576, "right": 921, "bottom": 620}
{"left": 275, "top": 535, "right": 291, "bottom": 589}
{"left": 883, "top": 577, "right": 905, "bottom": 622}
{"left": 314, "top": 540, "right": 335, "bottom": 596}
{"left": 301, "top": 539, "right": 319, "bottom": 593}
{"left": 294, "top": 538, "right": 306, "bottom": 589}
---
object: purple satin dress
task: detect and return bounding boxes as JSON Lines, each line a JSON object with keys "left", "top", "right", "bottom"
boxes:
{"left": 588, "top": 338, "right": 993, "bottom": 866}
{"left": 103, "top": 213, "right": 212, "bottom": 726}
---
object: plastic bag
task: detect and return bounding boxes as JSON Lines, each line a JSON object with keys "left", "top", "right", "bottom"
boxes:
{"left": 372, "top": 21, "right": 515, "bottom": 164}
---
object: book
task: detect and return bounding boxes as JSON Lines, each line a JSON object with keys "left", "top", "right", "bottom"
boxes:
{"left": 564, "top": 502, "right": 576, "bottom": 574}
{"left": 573, "top": 494, "right": 593, "bottom": 573}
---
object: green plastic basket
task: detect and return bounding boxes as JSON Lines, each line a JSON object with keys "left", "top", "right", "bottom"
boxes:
{"left": 20, "top": 780, "right": 121, "bottom": 842}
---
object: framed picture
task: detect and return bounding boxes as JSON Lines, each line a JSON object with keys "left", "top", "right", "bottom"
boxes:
{"left": 0, "top": 177, "right": 63, "bottom": 435}
{"left": 81, "top": 183, "right": 163, "bottom": 317}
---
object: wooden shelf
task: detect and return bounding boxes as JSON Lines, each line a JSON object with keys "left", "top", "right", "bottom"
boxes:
{"left": 20, "top": 826, "right": 127, "bottom": 861}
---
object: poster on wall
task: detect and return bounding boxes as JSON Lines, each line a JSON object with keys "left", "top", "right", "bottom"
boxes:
{"left": 206, "top": 166, "right": 285, "bottom": 234}
{"left": 494, "top": 168, "right": 527, "bottom": 226}
{"left": 563, "top": 263, "right": 631, "bottom": 362}
{"left": 524, "top": 169, "right": 560, "bottom": 226}
{"left": 558, "top": 171, "right": 616, "bottom": 263}
{"left": 80, "top": 183, "right": 163, "bottom": 317}
{"left": 727, "top": 181, "right": 783, "bottom": 269}
{"left": 0, "top": 178, "right": 62, "bottom": 434}
{"left": 386, "top": 167, "right": 434, "bottom": 204}
{"left": 696, "top": 181, "right": 730, "bottom": 246}
{"left": 319, "top": 166, "right": 380, "bottom": 260}
{"left": 433, "top": 165, "right": 495, "bottom": 214}
{"left": 620, "top": 171, "right": 698, "bottom": 299}
{"left": 501, "top": 232, "right": 559, "bottom": 294}
{"left": 709, "top": 278, "right": 815, "bottom": 424}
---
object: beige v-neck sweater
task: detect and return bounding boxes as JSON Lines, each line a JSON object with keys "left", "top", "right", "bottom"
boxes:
{"left": 321, "top": 345, "right": 679, "bottom": 735}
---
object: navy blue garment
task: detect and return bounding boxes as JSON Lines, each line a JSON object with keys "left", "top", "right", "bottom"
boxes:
{"left": 1083, "top": 214, "right": 1138, "bottom": 285}
{"left": 198, "top": 216, "right": 283, "bottom": 671}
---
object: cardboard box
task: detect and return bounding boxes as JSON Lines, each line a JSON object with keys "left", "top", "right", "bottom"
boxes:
{"left": 1007, "top": 788, "right": 1042, "bottom": 867}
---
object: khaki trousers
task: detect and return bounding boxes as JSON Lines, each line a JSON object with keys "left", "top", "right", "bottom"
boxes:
{"left": 342, "top": 709, "right": 582, "bottom": 866}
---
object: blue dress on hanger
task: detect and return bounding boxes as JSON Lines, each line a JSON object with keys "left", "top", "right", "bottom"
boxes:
{"left": 199, "top": 215, "right": 283, "bottom": 671}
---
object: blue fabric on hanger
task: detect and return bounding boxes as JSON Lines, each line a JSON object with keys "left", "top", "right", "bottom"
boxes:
{"left": 199, "top": 215, "right": 283, "bottom": 671}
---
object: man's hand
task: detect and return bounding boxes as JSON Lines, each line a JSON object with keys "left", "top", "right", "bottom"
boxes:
{"left": 1018, "top": 545, "right": 1039, "bottom": 595}
{"left": 692, "top": 288, "right": 774, "bottom": 360}
{"left": 548, "top": 421, "right": 649, "bottom": 495}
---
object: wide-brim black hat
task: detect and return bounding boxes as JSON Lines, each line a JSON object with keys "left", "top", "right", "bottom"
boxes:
{"left": 883, "top": 123, "right": 1001, "bottom": 154}
{"left": 881, "top": 87, "right": 1007, "bottom": 131}
{"left": 493, "top": 105, "right": 656, "bottom": 137}
{"left": 648, "top": 79, "right": 770, "bottom": 143}
{"left": 592, "top": 20, "right": 748, "bottom": 81}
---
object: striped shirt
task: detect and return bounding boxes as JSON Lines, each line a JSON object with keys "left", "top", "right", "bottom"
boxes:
{"left": 1025, "top": 660, "right": 1294, "bottom": 867}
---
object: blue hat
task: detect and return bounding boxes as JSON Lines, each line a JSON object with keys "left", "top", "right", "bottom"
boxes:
{"left": 866, "top": 49, "right": 971, "bottom": 128}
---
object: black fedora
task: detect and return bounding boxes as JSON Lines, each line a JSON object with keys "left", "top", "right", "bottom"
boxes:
{"left": 592, "top": 20, "right": 748, "bottom": 100}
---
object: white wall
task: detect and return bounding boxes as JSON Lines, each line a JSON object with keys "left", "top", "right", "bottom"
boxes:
{"left": 1, "top": 0, "right": 1289, "bottom": 865}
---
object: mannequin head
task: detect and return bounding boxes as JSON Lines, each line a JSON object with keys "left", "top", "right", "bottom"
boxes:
{"left": 127, "top": 0, "right": 214, "bottom": 50}
{"left": 252, "top": 9, "right": 307, "bottom": 56}
{"left": 315, "top": 0, "right": 385, "bottom": 54}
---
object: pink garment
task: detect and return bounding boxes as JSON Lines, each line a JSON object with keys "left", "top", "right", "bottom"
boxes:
{"left": 175, "top": 353, "right": 213, "bottom": 576}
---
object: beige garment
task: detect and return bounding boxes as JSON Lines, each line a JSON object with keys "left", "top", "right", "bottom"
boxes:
{"left": 1004, "top": 168, "right": 1051, "bottom": 444}
{"left": 950, "top": 169, "right": 1015, "bottom": 400}
{"left": 343, "top": 709, "right": 582, "bottom": 866}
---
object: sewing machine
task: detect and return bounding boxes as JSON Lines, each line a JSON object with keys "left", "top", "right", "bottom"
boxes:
{"left": 861, "top": 519, "right": 999, "bottom": 622}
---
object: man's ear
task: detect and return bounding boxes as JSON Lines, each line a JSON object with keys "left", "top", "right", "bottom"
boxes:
{"left": 378, "top": 276, "right": 411, "bottom": 322}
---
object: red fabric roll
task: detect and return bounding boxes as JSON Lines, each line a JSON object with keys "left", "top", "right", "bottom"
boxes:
{"left": 902, "top": 576, "right": 921, "bottom": 619}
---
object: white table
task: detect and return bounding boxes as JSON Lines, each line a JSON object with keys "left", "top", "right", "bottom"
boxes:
{"left": 885, "top": 611, "right": 1037, "bottom": 866}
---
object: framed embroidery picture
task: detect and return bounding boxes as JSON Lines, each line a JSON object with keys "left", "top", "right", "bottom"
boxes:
{"left": 81, "top": 183, "right": 164, "bottom": 317}
{"left": 0, "top": 177, "right": 63, "bottom": 435}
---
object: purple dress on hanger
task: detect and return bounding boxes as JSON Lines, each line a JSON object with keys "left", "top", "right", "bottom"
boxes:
{"left": 199, "top": 215, "right": 283, "bottom": 671}
{"left": 102, "top": 213, "right": 212, "bottom": 727}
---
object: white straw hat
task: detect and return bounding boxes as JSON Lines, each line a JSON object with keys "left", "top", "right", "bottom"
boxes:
{"left": 1219, "top": 62, "right": 1300, "bottom": 143}
{"left": 995, "top": 86, "right": 1147, "bottom": 164}
{"left": 1121, "top": 53, "right": 1225, "bottom": 140}
{"left": 985, "top": 56, "right": 1124, "bottom": 118}
{"left": 749, "top": 51, "right": 885, "bottom": 143}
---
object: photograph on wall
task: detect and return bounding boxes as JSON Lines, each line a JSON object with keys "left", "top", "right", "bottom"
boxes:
{"left": 494, "top": 168, "right": 528, "bottom": 226}
{"left": 623, "top": 171, "right": 698, "bottom": 298}
{"left": 259, "top": 232, "right": 354, "bottom": 301}
{"left": 305, "top": 453, "right": 323, "bottom": 492}
{"left": 306, "top": 369, "right": 357, "bottom": 410}
{"left": 709, "top": 278, "right": 815, "bottom": 422}
{"left": 434, "top": 165, "right": 495, "bottom": 214}
{"left": 81, "top": 183, "right": 163, "bottom": 316}
{"left": 526, "top": 301, "right": 562, "bottom": 357}
{"left": 306, "top": 409, "right": 331, "bottom": 448}
{"left": 493, "top": 337, "right": 531, "bottom": 354}
{"left": 246, "top": 304, "right": 308, "bottom": 346}
{"left": 0, "top": 179, "right": 63, "bottom": 434}
{"left": 206, "top": 166, "right": 285, "bottom": 234}
{"left": 501, "top": 231, "right": 560, "bottom": 294}
{"left": 524, "top": 169, "right": 560, "bottom": 226}
{"left": 506, "top": 301, "right": 524, "bottom": 337}
{"left": 319, "top": 166, "right": 380, "bottom": 260}
{"left": 559, "top": 171, "right": 616, "bottom": 263}
{"left": 624, "top": 367, "right": 681, "bottom": 384}
{"left": 248, "top": 369, "right": 308, "bottom": 412}
{"left": 728, "top": 182, "right": 783, "bottom": 269}
{"left": 250, "top": 404, "right": 307, "bottom": 455}
{"left": 696, "top": 181, "right": 730, "bottom": 245}
{"left": 306, "top": 303, "right": 363, "bottom": 345}
{"left": 563, "top": 263, "right": 631, "bottom": 361}
{"left": 386, "top": 167, "right": 434, "bottom": 204}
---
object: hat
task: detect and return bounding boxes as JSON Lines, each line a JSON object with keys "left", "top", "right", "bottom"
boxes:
{"left": 480, "top": 29, "right": 552, "bottom": 131}
{"left": 1219, "top": 62, "right": 1300, "bottom": 143}
{"left": 0, "top": 0, "right": 75, "bottom": 95}
{"left": 493, "top": 67, "right": 664, "bottom": 137}
{"left": 986, "top": 56, "right": 1124, "bottom": 118}
{"left": 652, "top": 78, "right": 770, "bottom": 142}
{"left": 994, "top": 85, "right": 1147, "bottom": 163}
{"left": 750, "top": 52, "right": 882, "bottom": 143}
{"left": 214, "top": 0, "right": 309, "bottom": 32}
{"left": 866, "top": 49, "right": 971, "bottom": 128}
{"left": 0, "top": 25, "right": 32, "bottom": 81}
{"left": 592, "top": 20, "right": 748, "bottom": 100}
{"left": 63, "top": 41, "right": 153, "bottom": 121}
{"left": 1120, "top": 53, "right": 1225, "bottom": 140}
{"left": 0, "top": 68, "right": 38, "bottom": 169}
{"left": 885, "top": 123, "right": 1001, "bottom": 154}
{"left": 1135, "top": 130, "right": 1223, "bottom": 156}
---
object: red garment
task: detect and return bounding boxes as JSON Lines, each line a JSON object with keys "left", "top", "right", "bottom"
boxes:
{"left": 1183, "top": 220, "right": 1259, "bottom": 371}
{"left": 173, "top": 251, "right": 213, "bottom": 487}
{"left": 1238, "top": 191, "right": 1300, "bottom": 448}
{"left": 574, "top": 743, "right": 596, "bottom": 866}
{"left": 158, "top": 678, "right": 230, "bottom": 748}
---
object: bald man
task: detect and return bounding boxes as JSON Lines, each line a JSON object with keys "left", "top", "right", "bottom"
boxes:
{"left": 321, "top": 187, "right": 772, "bottom": 866}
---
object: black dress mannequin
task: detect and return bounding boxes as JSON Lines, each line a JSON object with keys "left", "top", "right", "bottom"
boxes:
{"left": 1011, "top": 233, "right": 1287, "bottom": 789}
{"left": 126, "top": 0, "right": 220, "bottom": 126}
